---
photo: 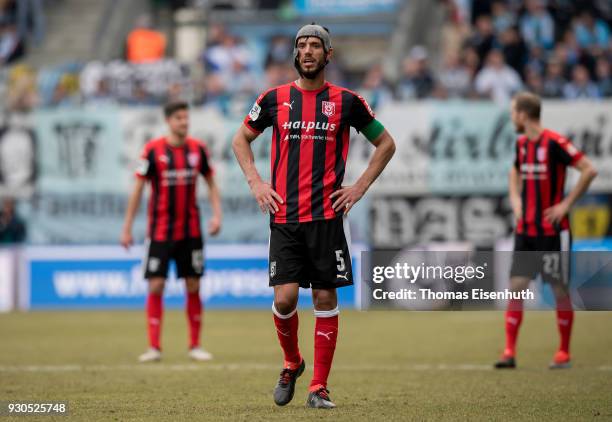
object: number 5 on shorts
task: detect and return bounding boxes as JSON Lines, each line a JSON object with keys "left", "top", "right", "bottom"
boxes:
{"left": 335, "top": 249, "right": 345, "bottom": 271}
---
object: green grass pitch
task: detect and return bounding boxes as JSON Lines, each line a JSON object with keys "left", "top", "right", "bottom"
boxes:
{"left": 1, "top": 310, "right": 611, "bottom": 421}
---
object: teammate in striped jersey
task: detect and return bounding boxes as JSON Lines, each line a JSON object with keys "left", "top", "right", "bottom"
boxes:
{"left": 121, "top": 101, "right": 222, "bottom": 363}
{"left": 233, "top": 24, "right": 396, "bottom": 408}
{"left": 495, "top": 92, "right": 597, "bottom": 370}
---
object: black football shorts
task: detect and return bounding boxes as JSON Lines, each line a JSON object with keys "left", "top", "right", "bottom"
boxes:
{"left": 510, "top": 230, "right": 571, "bottom": 285}
{"left": 268, "top": 216, "right": 353, "bottom": 289}
{"left": 143, "top": 237, "right": 204, "bottom": 279}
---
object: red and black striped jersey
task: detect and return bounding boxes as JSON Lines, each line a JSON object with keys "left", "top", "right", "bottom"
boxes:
{"left": 514, "top": 129, "right": 583, "bottom": 236}
{"left": 244, "top": 81, "right": 375, "bottom": 224}
{"left": 136, "top": 136, "right": 213, "bottom": 242}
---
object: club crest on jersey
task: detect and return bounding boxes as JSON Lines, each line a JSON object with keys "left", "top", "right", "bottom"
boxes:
{"left": 322, "top": 101, "right": 335, "bottom": 117}
{"left": 537, "top": 147, "right": 547, "bottom": 162}
{"left": 187, "top": 152, "right": 199, "bottom": 168}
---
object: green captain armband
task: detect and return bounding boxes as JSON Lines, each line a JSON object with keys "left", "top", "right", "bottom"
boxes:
{"left": 361, "top": 119, "right": 385, "bottom": 142}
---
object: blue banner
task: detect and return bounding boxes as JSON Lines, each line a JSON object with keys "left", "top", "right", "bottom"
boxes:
{"left": 292, "top": 0, "right": 400, "bottom": 15}
{"left": 22, "top": 245, "right": 360, "bottom": 310}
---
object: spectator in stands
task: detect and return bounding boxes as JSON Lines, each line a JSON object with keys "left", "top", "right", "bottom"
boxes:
{"left": 358, "top": 64, "right": 393, "bottom": 110}
{"left": 551, "top": 42, "right": 577, "bottom": 78}
{"left": 265, "top": 35, "right": 292, "bottom": 68}
{"left": 126, "top": 15, "right": 166, "bottom": 63}
{"left": 463, "top": 45, "right": 481, "bottom": 81}
{"left": 49, "top": 73, "right": 79, "bottom": 107}
{"left": 524, "top": 66, "right": 544, "bottom": 95}
{"left": 542, "top": 58, "right": 567, "bottom": 98}
{"left": 0, "top": 0, "right": 16, "bottom": 24}
{"left": 474, "top": 48, "right": 522, "bottom": 103}
{"left": 440, "top": 0, "right": 471, "bottom": 60}
{"left": 491, "top": 0, "right": 516, "bottom": 33}
{"left": 525, "top": 45, "right": 546, "bottom": 76}
{"left": 466, "top": 14, "right": 496, "bottom": 63}
{"left": 595, "top": 57, "right": 612, "bottom": 97}
{"left": 6, "top": 65, "right": 38, "bottom": 111}
{"left": 125, "top": 79, "right": 157, "bottom": 106}
{"left": 520, "top": 0, "right": 555, "bottom": 50}
{"left": 573, "top": 9, "right": 610, "bottom": 51}
{"left": 0, "top": 20, "right": 24, "bottom": 65}
{"left": 204, "top": 32, "right": 252, "bottom": 75}
{"left": 87, "top": 77, "right": 117, "bottom": 106}
{"left": 203, "top": 31, "right": 256, "bottom": 99}
{"left": 499, "top": 26, "right": 528, "bottom": 77}
{"left": 437, "top": 51, "right": 471, "bottom": 98}
{"left": 0, "top": 197, "right": 26, "bottom": 244}
{"left": 563, "top": 64, "right": 601, "bottom": 99}
{"left": 17, "top": 0, "right": 44, "bottom": 45}
{"left": 397, "top": 46, "right": 435, "bottom": 100}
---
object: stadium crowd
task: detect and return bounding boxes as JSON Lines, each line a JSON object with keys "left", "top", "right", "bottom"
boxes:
{"left": 435, "top": 0, "right": 612, "bottom": 102}
{"left": 1, "top": 0, "right": 611, "bottom": 113}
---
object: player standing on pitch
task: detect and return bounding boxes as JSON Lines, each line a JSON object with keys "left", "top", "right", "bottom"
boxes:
{"left": 121, "top": 101, "right": 222, "bottom": 363}
{"left": 495, "top": 92, "right": 597, "bottom": 370}
{"left": 232, "top": 24, "right": 395, "bottom": 408}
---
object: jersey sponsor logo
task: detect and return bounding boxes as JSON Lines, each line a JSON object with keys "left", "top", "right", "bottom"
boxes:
{"left": 192, "top": 249, "right": 204, "bottom": 273}
{"left": 136, "top": 158, "right": 149, "bottom": 176}
{"left": 158, "top": 154, "right": 169, "bottom": 164}
{"left": 282, "top": 101, "right": 294, "bottom": 110}
{"left": 270, "top": 261, "right": 276, "bottom": 278}
{"left": 281, "top": 121, "right": 337, "bottom": 132}
{"left": 161, "top": 168, "right": 198, "bottom": 186}
{"left": 284, "top": 133, "right": 334, "bottom": 142}
{"left": 187, "top": 152, "right": 200, "bottom": 168}
{"left": 249, "top": 102, "right": 261, "bottom": 121}
{"left": 322, "top": 101, "right": 335, "bottom": 117}
{"left": 520, "top": 163, "right": 547, "bottom": 173}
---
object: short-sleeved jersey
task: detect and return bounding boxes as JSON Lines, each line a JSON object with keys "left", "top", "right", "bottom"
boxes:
{"left": 244, "top": 81, "right": 375, "bottom": 224}
{"left": 514, "top": 129, "right": 583, "bottom": 236}
{"left": 136, "top": 136, "right": 213, "bottom": 242}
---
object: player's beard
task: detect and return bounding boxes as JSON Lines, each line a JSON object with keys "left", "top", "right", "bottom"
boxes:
{"left": 296, "top": 56, "right": 327, "bottom": 80}
{"left": 514, "top": 122, "right": 525, "bottom": 134}
{"left": 173, "top": 127, "right": 188, "bottom": 139}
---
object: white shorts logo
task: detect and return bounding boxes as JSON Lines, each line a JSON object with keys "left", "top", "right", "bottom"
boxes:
{"left": 249, "top": 103, "right": 261, "bottom": 121}
{"left": 192, "top": 250, "right": 204, "bottom": 273}
{"left": 270, "top": 261, "right": 276, "bottom": 278}
{"left": 148, "top": 257, "right": 160, "bottom": 272}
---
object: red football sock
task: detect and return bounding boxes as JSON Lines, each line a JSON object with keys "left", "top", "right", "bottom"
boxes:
{"left": 146, "top": 292, "right": 163, "bottom": 350}
{"left": 504, "top": 299, "right": 523, "bottom": 357}
{"left": 310, "top": 308, "right": 339, "bottom": 391}
{"left": 556, "top": 295, "right": 574, "bottom": 354}
{"left": 272, "top": 304, "right": 302, "bottom": 369}
{"left": 187, "top": 291, "right": 202, "bottom": 349}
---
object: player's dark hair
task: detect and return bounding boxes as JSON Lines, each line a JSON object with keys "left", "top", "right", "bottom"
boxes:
{"left": 513, "top": 92, "right": 541, "bottom": 120}
{"left": 163, "top": 101, "right": 189, "bottom": 118}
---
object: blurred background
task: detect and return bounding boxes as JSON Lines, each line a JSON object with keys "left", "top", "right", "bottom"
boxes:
{"left": 1, "top": 0, "right": 611, "bottom": 311}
